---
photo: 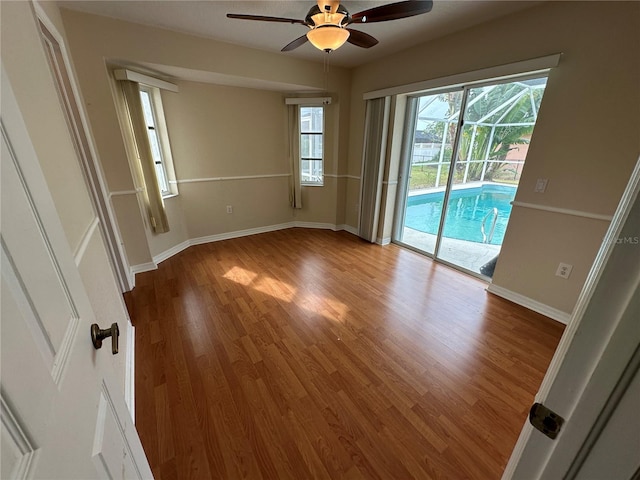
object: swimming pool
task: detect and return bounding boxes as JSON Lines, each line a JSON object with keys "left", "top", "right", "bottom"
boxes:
{"left": 405, "top": 184, "right": 517, "bottom": 245}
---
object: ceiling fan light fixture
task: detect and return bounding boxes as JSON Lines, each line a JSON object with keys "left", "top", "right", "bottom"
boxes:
{"left": 306, "top": 25, "right": 350, "bottom": 52}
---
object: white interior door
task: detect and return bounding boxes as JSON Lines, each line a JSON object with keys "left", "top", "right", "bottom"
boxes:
{"left": 1, "top": 67, "right": 152, "bottom": 479}
{"left": 503, "top": 155, "right": 640, "bottom": 478}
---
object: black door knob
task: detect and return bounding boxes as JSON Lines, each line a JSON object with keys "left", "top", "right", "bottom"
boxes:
{"left": 91, "top": 322, "right": 119, "bottom": 355}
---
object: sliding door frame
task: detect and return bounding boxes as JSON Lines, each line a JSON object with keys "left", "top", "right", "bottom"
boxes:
{"left": 392, "top": 72, "right": 550, "bottom": 279}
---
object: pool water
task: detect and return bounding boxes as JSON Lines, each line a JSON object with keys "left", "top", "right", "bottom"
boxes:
{"left": 405, "top": 184, "right": 517, "bottom": 245}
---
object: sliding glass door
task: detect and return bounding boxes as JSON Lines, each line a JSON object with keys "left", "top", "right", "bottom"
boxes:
{"left": 396, "top": 89, "right": 464, "bottom": 255}
{"left": 394, "top": 76, "right": 548, "bottom": 277}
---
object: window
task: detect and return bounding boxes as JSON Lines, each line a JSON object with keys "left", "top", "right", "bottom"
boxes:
{"left": 300, "top": 106, "right": 324, "bottom": 186}
{"left": 138, "top": 85, "right": 173, "bottom": 196}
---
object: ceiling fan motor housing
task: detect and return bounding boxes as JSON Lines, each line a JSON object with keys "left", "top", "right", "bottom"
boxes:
{"left": 305, "top": 4, "right": 351, "bottom": 27}
{"left": 317, "top": 0, "right": 340, "bottom": 14}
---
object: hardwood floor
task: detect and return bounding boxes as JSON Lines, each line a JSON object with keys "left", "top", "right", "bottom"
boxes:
{"left": 125, "top": 228, "right": 564, "bottom": 479}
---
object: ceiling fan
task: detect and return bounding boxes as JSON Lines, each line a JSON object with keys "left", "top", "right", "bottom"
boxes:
{"left": 227, "top": 0, "right": 434, "bottom": 53}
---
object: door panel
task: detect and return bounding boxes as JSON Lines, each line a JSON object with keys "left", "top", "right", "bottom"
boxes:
{"left": 2, "top": 134, "right": 78, "bottom": 378}
{"left": 1, "top": 66, "right": 152, "bottom": 479}
{"left": 93, "top": 384, "right": 141, "bottom": 479}
{"left": 1, "top": 293, "right": 40, "bottom": 480}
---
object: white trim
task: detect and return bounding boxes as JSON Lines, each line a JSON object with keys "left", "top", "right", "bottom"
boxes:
{"left": 176, "top": 173, "right": 290, "bottom": 184}
{"left": 130, "top": 262, "right": 157, "bottom": 276}
{"left": 109, "top": 188, "right": 142, "bottom": 197}
{"left": 190, "top": 222, "right": 297, "bottom": 246}
{"left": 169, "top": 173, "right": 363, "bottom": 185}
{"left": 322, "top": 174, "right": 361, "bottom": 180}
{"left": 511, "top": 201, "right": 613, "bottom": 222}
{"left": 113, "top": 69, "right": 179, "bottom": 93}
{"left": 73, "top": 216, "right": 100, "bottom": 266}
{"left": 376, "top": 236, "right": 392, "bottom": 246}
{"left": 152, "top": 240, "right": 190, "bottom": 265}
{"left": 364, "top": 54, "right": 562, "bottom": 100}
{"left": 285, "top": 97, "right": 331, "bottom": 105}
{"left": 293, "top": 222, "right": 340, "bottom": 231}
{"left": 339, "top": 224, "right": 359, "bottom": 236}
{"left": 383, "top": 180, "right": 399, "bottom": 186}
{"left": 487, "top": 284, "right": 570, "bottom": 324}
{"left": 124, "top": 319, "right": 135, "bottom": 421}
{"left": 502, "top": 426, "right": 534, "bottom": 480}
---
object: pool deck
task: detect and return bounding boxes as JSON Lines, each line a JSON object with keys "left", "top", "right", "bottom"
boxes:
{"left": 407, "top": 181, "right": 514, "bottom": 197}
{"left": 402, "top": 227, "right": 501, "bottom": 275}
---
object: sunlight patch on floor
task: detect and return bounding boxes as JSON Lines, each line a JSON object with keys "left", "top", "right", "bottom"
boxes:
{"left": 223, "top": 265, "right": 298, "bottom": 303}
{"left": 223, "top": 265, "right": 258, "bottom": 286}
{"left": 222, "top": 266, "right": 352, "bottom": 322}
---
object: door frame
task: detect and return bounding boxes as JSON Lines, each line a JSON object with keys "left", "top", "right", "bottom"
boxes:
{"left": 33, "top": 2, "right": 133, "bottom": 293}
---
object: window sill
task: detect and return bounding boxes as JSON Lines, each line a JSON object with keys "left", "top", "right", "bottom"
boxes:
{"left": 302, "top": 183, "right": 324, "bottom": 187}
{"left": 162, "top": 193, "right": 179, "bottom": 200}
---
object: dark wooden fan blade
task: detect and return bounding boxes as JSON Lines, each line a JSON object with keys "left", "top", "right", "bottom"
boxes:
{"left": 227, "top": 13, "right": 307, "bottom": 25}
{"left": 346, "top": 29, "right": 379, "bottom": 48}
{"left": 282, "top": 35, "right": 309, "bottom": 52}
{"left": 350, "top": 1, "right": 433, "bottom": 24}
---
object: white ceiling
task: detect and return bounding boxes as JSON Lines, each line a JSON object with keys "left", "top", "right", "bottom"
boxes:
{"left": 59, "top": 1, "right": 544, "bottom": 69}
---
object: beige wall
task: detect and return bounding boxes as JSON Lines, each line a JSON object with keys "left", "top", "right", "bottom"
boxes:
{"left": 1, "top": 0, "right": 131, "bottom": 390}
{"left": 160, "top": 81, "right": 292, "bottom": 239}
{"left": 348, "top": 1, "right": 640, "bottom": 314}
{"left": 36, "top": 1, "right": 639, "bottom": 317}
{"left": 59, "top": 9, "right": 351, "bottom": 268}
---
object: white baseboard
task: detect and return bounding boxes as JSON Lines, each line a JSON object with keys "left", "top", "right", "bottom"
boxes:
{"left": 125, "top": 270, "right": 135, "bottom": 291}
{"left": 130, "top": 222, "right": 361, "bottom": 281}
{"left": 129, "top": 261, "right": 157, "bottom": 279}
{"left": 293, "top": 221, "right": 339, "bottom": 231}
{"left": 487, "top": 284, "right": 570, "bottom": 325}
{"left": 376, "top": 236, "right": 392, "bottom": 246}
{"left": 190, "top": 222, "right": 296, "bottom": 246}
{"left": 152, "top": 239, "right": 190, "bottom": 265}
{"left": 338, "top": 224, "right": 358, "bottom": 236}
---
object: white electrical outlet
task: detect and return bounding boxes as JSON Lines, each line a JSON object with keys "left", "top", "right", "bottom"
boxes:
{"left": 535, "top": 178, "right": 548, "bottom": 193}
{"left": 555, "top": 262, "right": 573, "bottom": 279}
{"left": 226, "top": 205, "right": 233, "bottom": 214}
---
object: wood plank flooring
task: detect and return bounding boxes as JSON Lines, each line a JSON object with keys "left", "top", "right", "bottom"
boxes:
{"left": 125, "top": 228, "right": 564, "bottom": 479}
